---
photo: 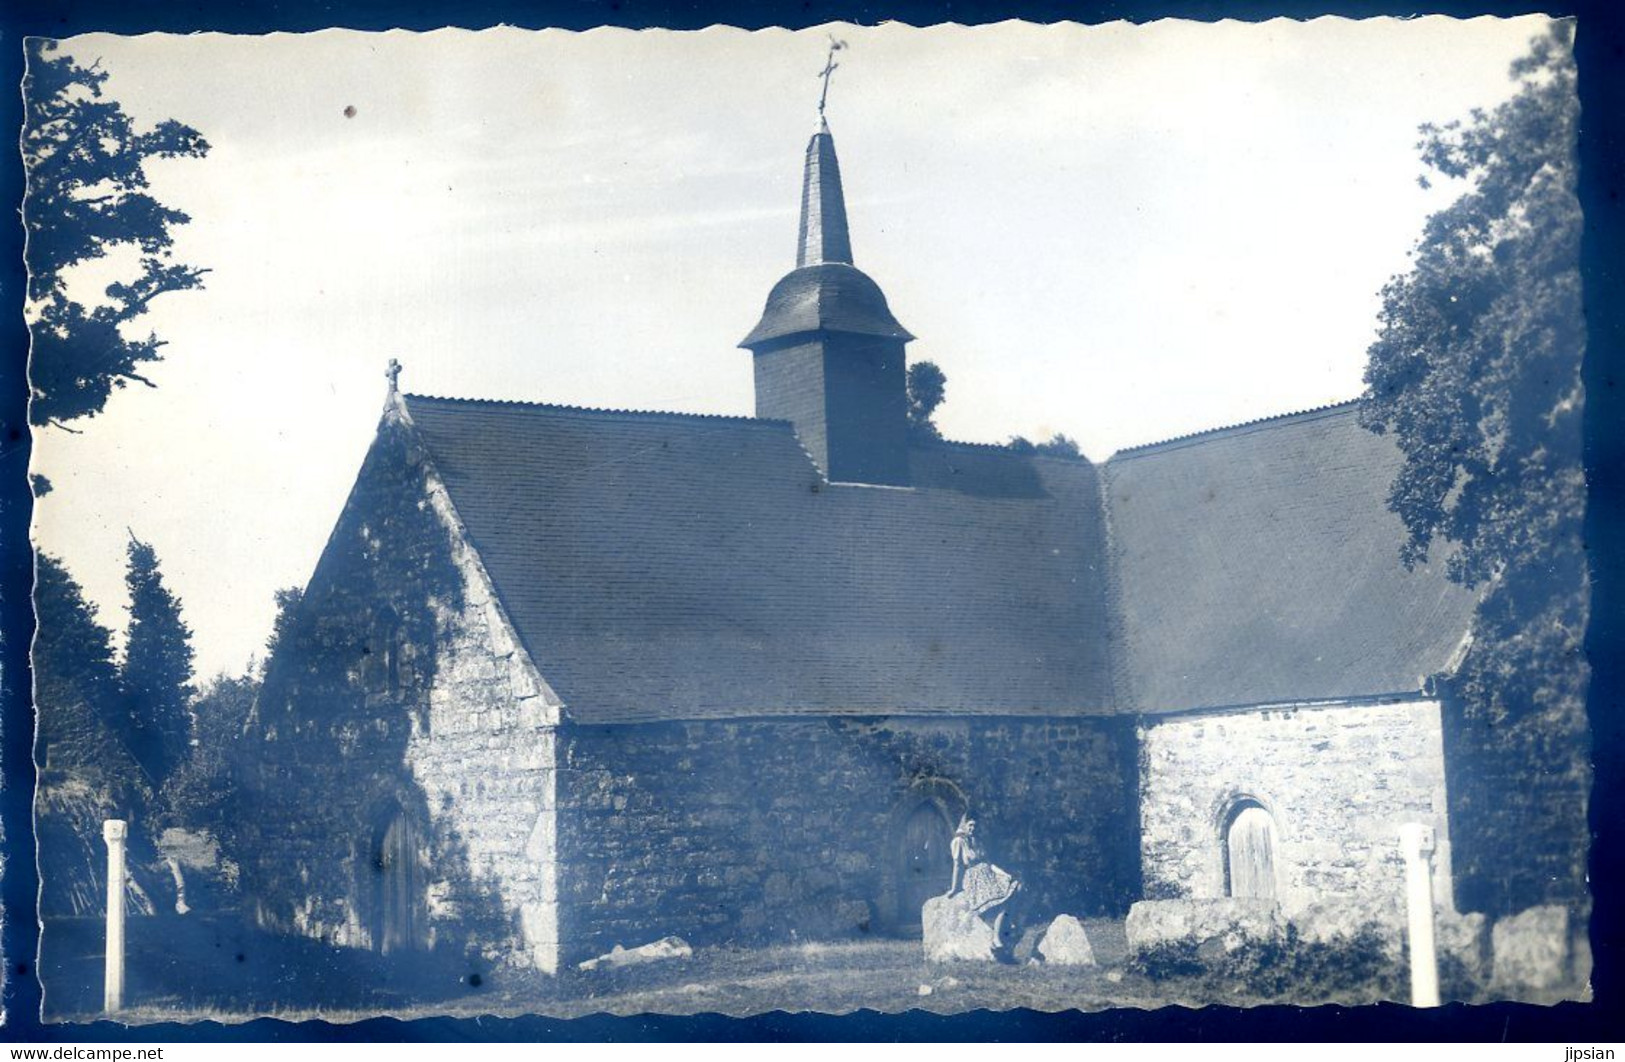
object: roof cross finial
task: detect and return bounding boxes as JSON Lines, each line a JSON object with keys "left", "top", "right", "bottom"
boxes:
{"left": 817, "top": 35, "right": 847, "bottom": 125}
{"left": 386, "top": 357, "right": 402, "bottom": 396}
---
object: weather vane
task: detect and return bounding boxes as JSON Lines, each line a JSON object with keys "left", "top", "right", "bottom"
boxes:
{"left": 817, "top": 36, "right": 848, "bottom": 121}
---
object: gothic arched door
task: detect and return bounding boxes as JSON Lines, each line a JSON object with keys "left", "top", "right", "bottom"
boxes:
{"left": 896, "top": 801, "right": 952, "bottom": 933}
{"left": 1224, "top": 802, "right": 1278, "bottom": 900}
{"left": 369, "top": 806, "right": 426, "bottom": 954}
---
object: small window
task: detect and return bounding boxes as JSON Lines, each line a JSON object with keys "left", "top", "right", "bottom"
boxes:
{"left": 1224, "top": 801, "right": 1278, "bottom": 900}
{"left": 372, "top": 607, "right": 401, "bottom": 693}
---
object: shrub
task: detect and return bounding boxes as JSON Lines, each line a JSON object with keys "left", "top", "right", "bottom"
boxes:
{"left": 1128, "top": 924, "right": 1406, "bottom": 1003}
{"left": 1126, "top": 938, "right": 1206, "bottom": 981}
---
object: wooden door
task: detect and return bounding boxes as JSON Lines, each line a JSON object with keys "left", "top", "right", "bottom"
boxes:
{"left": 372, "top": 811, "right": 423, "bottom": 954}
{"left": 1226, "top": 804, "right": 1277, "bottom": 900}
{"left": 897, "top": 803, "right": 950, "bottom": 932}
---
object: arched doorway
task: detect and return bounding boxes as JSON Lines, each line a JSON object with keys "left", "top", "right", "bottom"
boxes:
{"left": 1223, "top": 800, "right": 1278, "bottom": 900}
{"left": 368, "top": 804, "right": 426, "bottom": 954}
{"left": 885, "top": 778, "right": 965, "bottom": 934}
{"left": 896, "top": 801, "right": 952, "bottom": 932}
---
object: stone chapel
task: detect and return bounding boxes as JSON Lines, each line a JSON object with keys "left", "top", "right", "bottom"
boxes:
{"left": 244, "top": 117, "right": 1481, "bottom": 976}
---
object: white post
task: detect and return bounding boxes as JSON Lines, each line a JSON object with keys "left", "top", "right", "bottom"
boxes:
{"left": 1398, "top": 822, "right": 1439, "bottom": 1008}
{"left": 103, "top": 819, "right": 127, "bottom": 1014}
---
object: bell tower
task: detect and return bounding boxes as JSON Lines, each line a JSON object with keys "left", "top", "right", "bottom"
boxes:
{"left": 740, "top": 57, "right": 913, "bottom": 486}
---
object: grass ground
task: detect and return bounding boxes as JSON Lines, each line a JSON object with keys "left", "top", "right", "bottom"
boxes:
{"left": 40, "top": 915, "right": 1437, "bottom": 1025}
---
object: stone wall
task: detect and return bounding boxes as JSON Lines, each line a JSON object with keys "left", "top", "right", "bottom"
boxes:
{"left": 246, "top": 407, "right": 562, "bottom": 973}
{"left": 555, "top": 715, "right": 1139, "bottom": 964}
{"left": 1138, "top": 698, "right": 1453, "bottom": 918}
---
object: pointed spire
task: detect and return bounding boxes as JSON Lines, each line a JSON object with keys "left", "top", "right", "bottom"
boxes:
{"left": 797, "top": 127, "right": 854, "bottom": 268}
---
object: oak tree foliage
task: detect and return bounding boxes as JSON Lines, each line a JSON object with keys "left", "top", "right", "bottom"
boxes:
{"left": 906, "top": 361, "right": 947, "bottom": 441}
{"left": 1358, "top": 22, "right": 1586, "bottom": 912}
{"left": 1006, "top": 433, "right": 1082, "bottom": 457}
{"left": 23, "top": 39, "right": 210, "bottom": 428}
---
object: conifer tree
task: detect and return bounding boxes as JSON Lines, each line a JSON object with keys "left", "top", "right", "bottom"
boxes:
{"left": 33, "top": 553, "right": 137, "bottom": 777}
{"left": 121, "top": 534, "right": 196, "bottom": 784}
{"left": 263, "top": 585, "right": 305, "bottom": 667}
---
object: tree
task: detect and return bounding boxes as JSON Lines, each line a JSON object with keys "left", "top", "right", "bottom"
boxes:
{"left": 33, "top": 556, "right": 155, "bottom": 920}
{"left": 33, "top": 553, "right": 142, "bottom": 780}
{"left": 121, "top": 534, "right": 196, "bottom": 785}
{"left": 22, "top": 39, "right": 210, "bottom": 428}
{"left": 1358, "top": 22, "right": 1585, "bottom": 914}
{"left": 1006, "top": 433, "right": 1082, "bottom": 457}
{"left": 155, "top": 584, "right": 306, "bottom": 879}
{"left": 263, "top": 585, "right": 306, "bottom": 667}
{"left": 906, "top": 361, "right": 947, "bottom": 441}
{"left": 156, "top": 671, "right": 255, "bottom": 835}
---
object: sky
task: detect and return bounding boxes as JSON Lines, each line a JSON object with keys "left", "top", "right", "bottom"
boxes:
{"left": 29, "top": 17, "right": 1556, "bottom": 679}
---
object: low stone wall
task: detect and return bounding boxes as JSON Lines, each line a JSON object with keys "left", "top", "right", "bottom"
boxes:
{"left": 1125, "top": 898, "right": 1287, "bottom": 957}
{"left": 1138, "top": 698, "right": 1453, "bottom": 918}
{"left": 554, "top": 715, "right": 1140, "bottom": 964}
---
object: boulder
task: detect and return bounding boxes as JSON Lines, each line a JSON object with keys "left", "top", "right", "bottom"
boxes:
{"left": 923, "top": 892, "right": 999, "bottom": 962}
{"left": 1125, "top": 898, "right": 1286, "bottom": 960}
{"left": 1038, "top": 914, "right": 1097, "bottom": 967}
{"left": 1492, "top": 905, "right": 1573, "bottom": 992}
{"left": 578, "top": 935, "right": 692, "bottom": 971}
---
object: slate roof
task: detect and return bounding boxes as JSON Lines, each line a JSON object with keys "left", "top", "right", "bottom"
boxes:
{"left": 389, "top": 395, "right": 1478, "bottom": 723}
{"left": 402, "top": 395, "right": 1114, "bottom": 723}
{"left": 796, "top": 128, "right": 853, "bottom": 269}
{"left": 740, "top": 263, "right": 914, "bottom": 349}
{"left": 1103, "top": 402, "right": 1480, "bottom": 714}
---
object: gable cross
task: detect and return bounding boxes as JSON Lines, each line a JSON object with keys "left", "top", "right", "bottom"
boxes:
{"left": 386, "top": 357, "right": 403, "bottom": 396}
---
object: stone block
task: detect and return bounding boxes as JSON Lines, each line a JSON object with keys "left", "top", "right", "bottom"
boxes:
{"left": 578, "top": 935, "right": 692, "bottom": 971}
{"left": 1125, "top": 898, "right": 1287, "bottom": 959}
{"left": 516, "top": 697, "right": 552, "bottom": 730}
{"left": 509, "top": 657, "right": 543, "bottom": 700}
{"left": 1435, "top": 908, "right": 1490, "bottom": 983}
{"left": 922, "top": 893, "right": 998, "bottom": 962}
{"left": 519, "top": 901, "right": 559, "bottom": 972}
{"left": 1038, "top": 914, "right": 1097, "bottom": 966}
{"left": 1492, "top": 905, "right": 1573, "bottom": 992}
{"left": 1290, "top": 896, "right": 1405, "bottom": 957}
{"left": 485, "top": 601, "right": 516, "bottom": 655}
